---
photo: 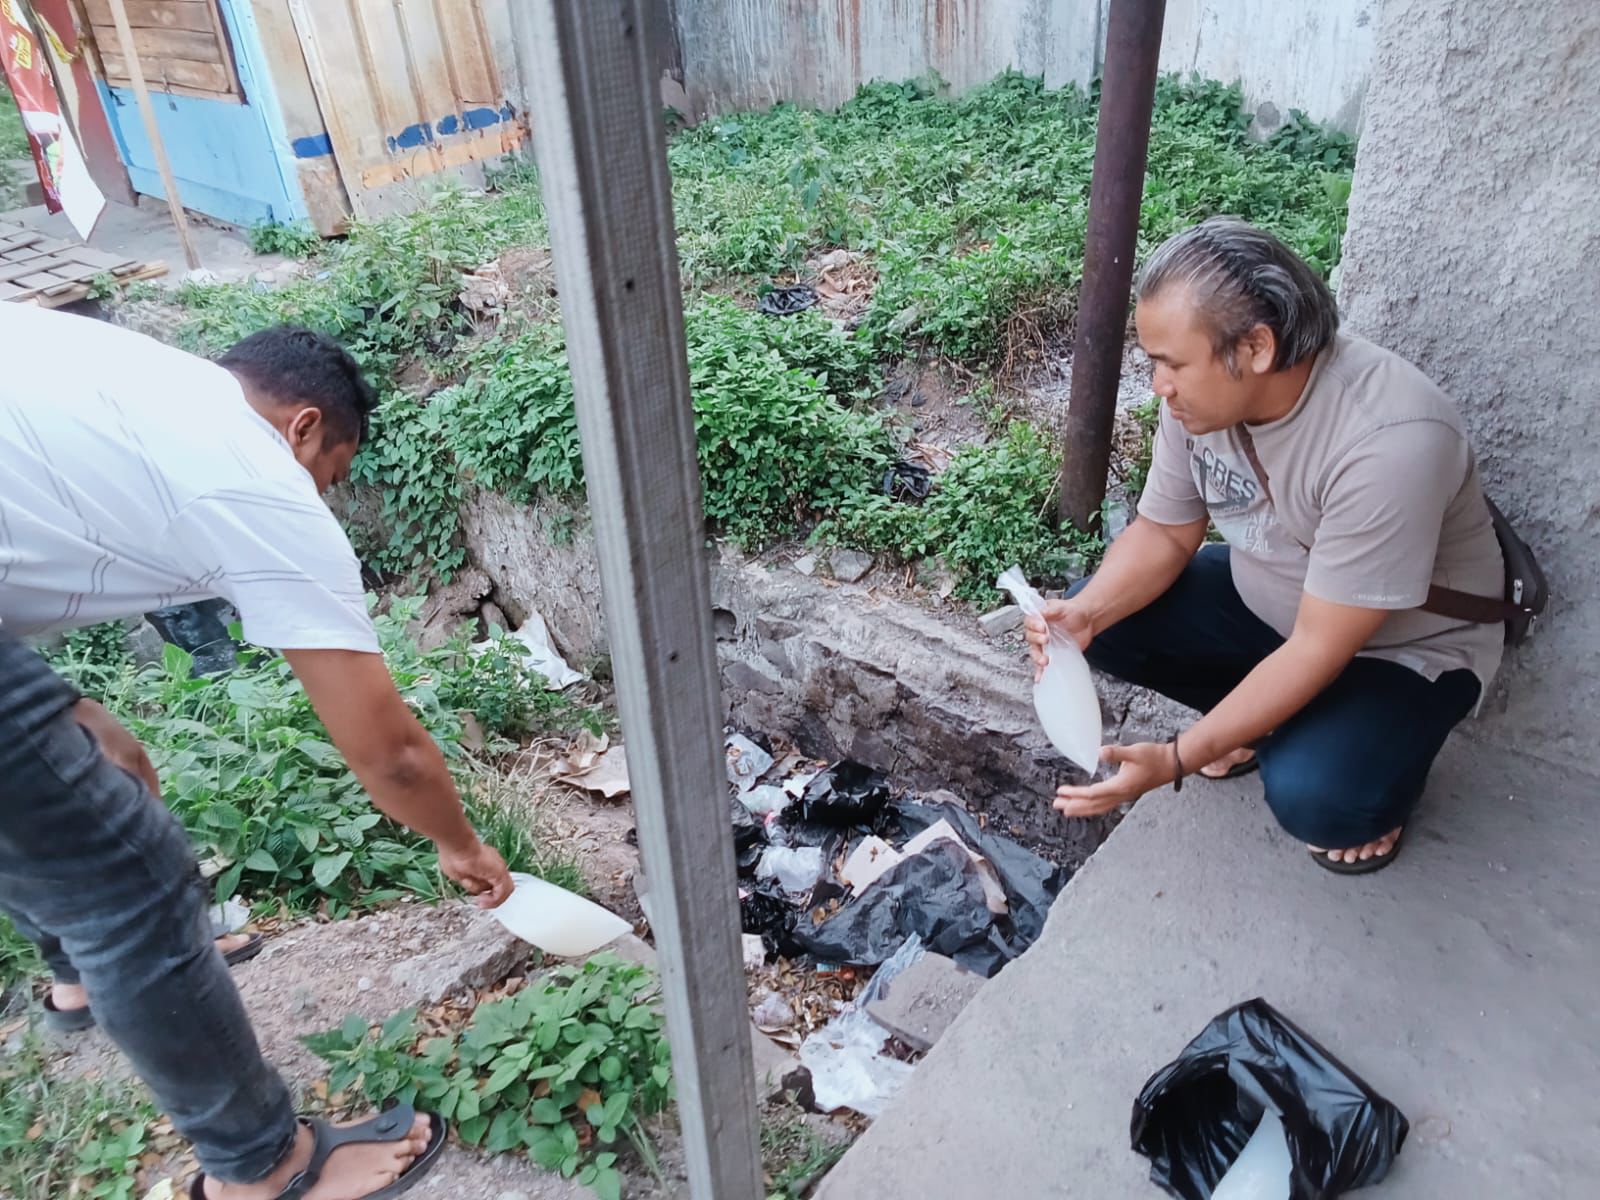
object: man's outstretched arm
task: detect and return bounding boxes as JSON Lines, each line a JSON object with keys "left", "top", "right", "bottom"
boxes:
{"left": 285, "top": 648, "right": 513, "bottom": 906}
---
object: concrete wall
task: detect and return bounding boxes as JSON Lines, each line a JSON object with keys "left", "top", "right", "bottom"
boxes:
{"left": 1339, "top": 0, "right": 1600, "bottom": 776}
{"left": 671, "top": 0, "right": 1374, "bottom": 131}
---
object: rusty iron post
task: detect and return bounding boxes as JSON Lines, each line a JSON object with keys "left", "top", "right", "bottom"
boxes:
{"left": 1059, "top": 0, "right": 1167, "bottom": 531}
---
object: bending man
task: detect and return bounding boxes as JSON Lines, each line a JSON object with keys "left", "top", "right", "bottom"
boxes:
{"left": 0, "top": 306, "right": 511, "bottom": 1199}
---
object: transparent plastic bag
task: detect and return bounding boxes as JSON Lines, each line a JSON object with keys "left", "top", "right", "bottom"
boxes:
{"left": 996, "top": 565, "right": 1102, "bottom": 771}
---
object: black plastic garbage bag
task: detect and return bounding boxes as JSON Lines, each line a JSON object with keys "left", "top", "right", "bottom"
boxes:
{"left": 882, "top": 460, "right": 933, "bottom": 504}
{"left": 730, "top": 800, "right": 767, "bottom": 876}
{"left": 1131, "top": 998, "right": 1409, "bottom": 1200}
{"left": 795, "top": 761, "right": 891, "bottom": 827}
{"left": 740, "top": 878, "right": 806, "bottom": 959}
{"left": 757, "top": 284, "right": 819, "bottom": 316}
{"left": 145, "top": 598, "right": 240, "bottom": 677}
{"left": 889, "top": 799, "right": 1069, "bottom": 954}
{"left": 792, "top": 840, "right": 1012, "bottom": 976}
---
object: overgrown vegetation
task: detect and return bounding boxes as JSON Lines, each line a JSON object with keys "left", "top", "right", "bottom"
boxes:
{"left": 762, "top": 1112, "right": 849, "bottom": 1200}
{"left": 0, "top": 1035, "right": 156, "bottom": 1200}
{"left": 51, "top": 606, "right": 588, "bottom": 911}
{"left": 0, "top": 79, "right": 31, "bottom": 210}
{"left": 307, "top": 954, "right": 671, "bottom": 1200}
{"left": 155, "top": 73, "right": 1352, "bottom": 597}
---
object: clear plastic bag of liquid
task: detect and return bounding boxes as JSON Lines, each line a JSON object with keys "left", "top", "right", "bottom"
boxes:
{"left": 996, "top": 566, "right": 1102, "bottom": 772}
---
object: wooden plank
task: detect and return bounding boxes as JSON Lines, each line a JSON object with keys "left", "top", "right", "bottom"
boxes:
{"left": 15, "top": 272, "right": 66, "bottom": 290}
{"left": 82, "top": 0, "right": 214, "bottom": 32}
{"left": 101, "top": 51, "right": 231, "bottom": 94}
{"left": 91, "top": 23, "right": 224, "bottom": 64}
{"left": 519, "top": 4, "right": 763, "bottom": 1199}
{"left": 103, "top": 0, "right": 202, "bottom": 269}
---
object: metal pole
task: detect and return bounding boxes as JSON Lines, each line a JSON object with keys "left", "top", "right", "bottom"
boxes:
{"left": 103, "top": 0, "right": 201, "bottom": 269}
{"left": 519, "top": 4, "right": 763, "bottom": 1198}
{"left": 1059, "top": 0, "right": 1166, "bottom": 531}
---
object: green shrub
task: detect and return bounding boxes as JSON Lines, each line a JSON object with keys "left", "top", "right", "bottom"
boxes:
{"left": 306, "top": 954, "right": 671, "bottom": 1200}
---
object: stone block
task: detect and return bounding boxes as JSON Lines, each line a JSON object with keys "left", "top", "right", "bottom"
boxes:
{"left": 828, "top": 550, "right": 875, "bottom": 583}
{"left": 978, "top": 605, "right": 1024, "bottom": 638}
{"left": 865, "top": 953, "right": 986, "bottom": 1054}
{"left": 392, "top": 908, "right": 532, "bottom": 1004}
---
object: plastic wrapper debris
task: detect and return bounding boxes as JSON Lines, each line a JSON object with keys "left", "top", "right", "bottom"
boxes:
{"left": 1212, "top": 1111, "right": 1291, "bottom": 1200}
{"left": 798, "top": 936, "right": 925, "bottom": 1117}
{"left": 1131, "top": 998, "right": 1409, "bottom": 1200}
{"left": 739, "top": 784, "right": 790, "bottom": 818}
{"left": 756, "top": 846, "right": 827, "bottom": 896}
{"left": 495, "top": 614, "right": 583, "bottom": 690}
{"left": 726, "top": 733, "right": 775, "bottom": 792}
{"left": 209, "top": 896, "right": 251, "bottom": 936}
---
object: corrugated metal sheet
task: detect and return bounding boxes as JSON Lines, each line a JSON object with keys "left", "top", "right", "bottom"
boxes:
{"left": 675, "top": 0, "right": 1101, "bottom": 116}
{"left": 285, "top": 0, "right": 525, "bottom": 219}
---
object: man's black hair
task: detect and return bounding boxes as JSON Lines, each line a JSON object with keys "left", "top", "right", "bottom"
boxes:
{"left": 217, "top": 326, "right": 377, "bottom": 447}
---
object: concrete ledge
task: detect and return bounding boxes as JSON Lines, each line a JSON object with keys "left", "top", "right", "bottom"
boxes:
{"left": 816, "top": 738, "right": 1600, "bottom": 1198}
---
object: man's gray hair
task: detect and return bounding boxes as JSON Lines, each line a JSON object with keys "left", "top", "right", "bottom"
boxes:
{"left": 1137, "top": 216, "right": 1338, "bottom": 372}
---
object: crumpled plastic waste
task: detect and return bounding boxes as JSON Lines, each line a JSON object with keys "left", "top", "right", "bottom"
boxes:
{"left": 756, "top": 845, "right": 827, "bottom": 896}
{"left": 798, "top": 936, "right": 926, "bottom": 1117}
{"left": 796, "top": 761, "right": 892, "bottom": 826}
{"left": 1131, "top": 998, "right": 1409, "bottom": 1200}
{"left": 757, "top": 283, "right": 819, "bottom": 316}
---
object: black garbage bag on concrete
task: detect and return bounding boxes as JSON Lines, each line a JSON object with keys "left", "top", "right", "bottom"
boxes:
{"left": 1131, "top": 998, "right": 1409, "bottom": 1200}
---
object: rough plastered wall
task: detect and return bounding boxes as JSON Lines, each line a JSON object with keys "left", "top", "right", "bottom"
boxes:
{"left": 1339, "top": 0, "right": 1600, "bottom": 776}
{"left": 672, "top": 0, "right": 1373, "bottom": 130}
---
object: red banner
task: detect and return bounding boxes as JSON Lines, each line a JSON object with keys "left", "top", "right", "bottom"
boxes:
{"left": 0, "top": 0, "right": 64, "bottom": 212}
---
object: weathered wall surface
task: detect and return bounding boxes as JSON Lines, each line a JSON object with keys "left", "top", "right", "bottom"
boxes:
{"left": 670, "top": 0, "right": 1373, "bottom": 130}
{"left": 1339, "top": 0, "right": 1600, "bottom": 775}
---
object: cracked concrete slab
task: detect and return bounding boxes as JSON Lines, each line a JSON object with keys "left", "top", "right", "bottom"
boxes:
{"left": 816, "top": 738, "right": 1599, "bottom": 1198}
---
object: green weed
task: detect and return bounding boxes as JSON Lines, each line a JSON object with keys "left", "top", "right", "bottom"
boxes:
{"left": 248, "top": 220, "right": 323, "bottom": 259}
{"left": 306, "top": 954, "right": 671, "bottom": 1200}
{"left": 0, "top": 1036, "right": 155, "bottom": 1200}
{"left": 762, "top": 1111, "right": 849, "bottom": 1199}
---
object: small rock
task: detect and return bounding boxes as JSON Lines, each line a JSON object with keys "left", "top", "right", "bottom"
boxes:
{"left": 124, "top": 620, "right": 166, "bottom": 666}
{"left": 828, "top": 549, "right": 875, "bottom": 584}
{"left": 978, "top": 605, "right": 1024, "bottom": 638}
{"left": 356, "top": 976, "right": 373, "bottom": 993}
{"left": 607, "top": 932, "right": 657, "bottom": 967}
{"left": 816, "top": 248, "right": 851, "bottom": 273}
{"left": 479, "top": 600, "right": 510, "bottom": 632}
{"left": 183, "top": 267, "right": 218, "bottom": 286}
{"left": 865, "top": 952, "right": 986, "bottom": 1054}
{"left": 1103, "top": 501, "right": 1133, "bottom": 542}
{"left": 792, "top": 553, "right": 817, "bottom": 577}
{"left": 289, "top": 987, "right": 318, "bottom": 1015}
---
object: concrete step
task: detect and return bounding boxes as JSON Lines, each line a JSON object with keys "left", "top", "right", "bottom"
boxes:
{"left": 816, "top": 737, "right": 1599, "bottom": 1199}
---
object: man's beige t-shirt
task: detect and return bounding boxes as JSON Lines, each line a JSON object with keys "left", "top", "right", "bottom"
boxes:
{"left": 1137, "top": 333, "right": 1504, "bottom": 693}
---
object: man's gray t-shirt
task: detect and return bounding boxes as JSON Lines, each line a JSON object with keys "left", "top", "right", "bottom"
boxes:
{"left": 1138, "top": 333, "right": 1504, "bottom": 692}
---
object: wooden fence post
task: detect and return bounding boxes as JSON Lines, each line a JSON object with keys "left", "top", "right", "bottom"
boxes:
{"left": 517, "top": 3, "right": 763, "bottom": 1197}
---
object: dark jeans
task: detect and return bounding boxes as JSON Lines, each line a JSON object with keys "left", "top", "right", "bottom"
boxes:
{"left": 0, "top": 631, "right": 296, "bottom": 1184}
{"left": 1077, "top": 545, "right": 1481, "bottom": 848}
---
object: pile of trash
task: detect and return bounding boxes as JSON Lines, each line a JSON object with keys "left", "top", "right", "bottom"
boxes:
{"left": 725, "top": 732, "right": 1070, "bottom": 1116}
{"left": 727, "top": 732, "right": 1069, "bottom": 979}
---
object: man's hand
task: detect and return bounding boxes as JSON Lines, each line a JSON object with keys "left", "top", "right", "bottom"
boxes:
{"left": 73, "top": 699, "right": 161, "bottom": 798}
{"left": 439, "top": 838, "right": 514, "bottom": 909}
{"left": 1023, "top": 600, "right": 1095, "bottom": 681}
{"left": 1053, "top": 741, "right": 1176, "bottom": 817}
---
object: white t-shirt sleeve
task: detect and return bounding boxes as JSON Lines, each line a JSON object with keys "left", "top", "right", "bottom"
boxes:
{"left": 166, "top": 483, "right": 380, "bottom": 652}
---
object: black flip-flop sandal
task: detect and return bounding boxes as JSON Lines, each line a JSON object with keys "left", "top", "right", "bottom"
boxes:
{"left": 1310, "top": 829, "right": 1405, "bottom": 875}
{"left": 188, "top": 1106, "right": 447, "bottom": 1200}
{"left": 224, "top": 931, "right": 266, "bottom": 966}
{"left": 41, "top": 932, "right": 267, "bottom": 1034}
{"left": 1199, "top": 755, "right": 1260, "bottom": 781}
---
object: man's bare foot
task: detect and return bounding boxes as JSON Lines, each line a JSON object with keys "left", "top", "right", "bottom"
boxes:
{"left": 49, "top": 933, "right": 258, "bottom": 1014}
{"left": 206, "top": 1114, "right": 433, "bottom": 1200}
{"left": 1308, "top": 826, "right": 1403, "bottom": 865}
{"left": 1199, "top": 747, "right": 1256, "bottom": 779}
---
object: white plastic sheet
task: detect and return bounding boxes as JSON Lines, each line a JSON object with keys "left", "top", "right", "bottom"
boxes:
{"left": 491, "top": 872, "right": 630, "bottom": 957}
{"left": 798, "top": 936, "right": 925, "bottom": 1117}
{"left": 1212, "top": 1110, "right": 1291, "bottom": 1200}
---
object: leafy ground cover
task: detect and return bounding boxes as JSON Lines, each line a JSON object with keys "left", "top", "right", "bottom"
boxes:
{"left": 156, "top": 74, "right": 1352, "bottom": 597}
